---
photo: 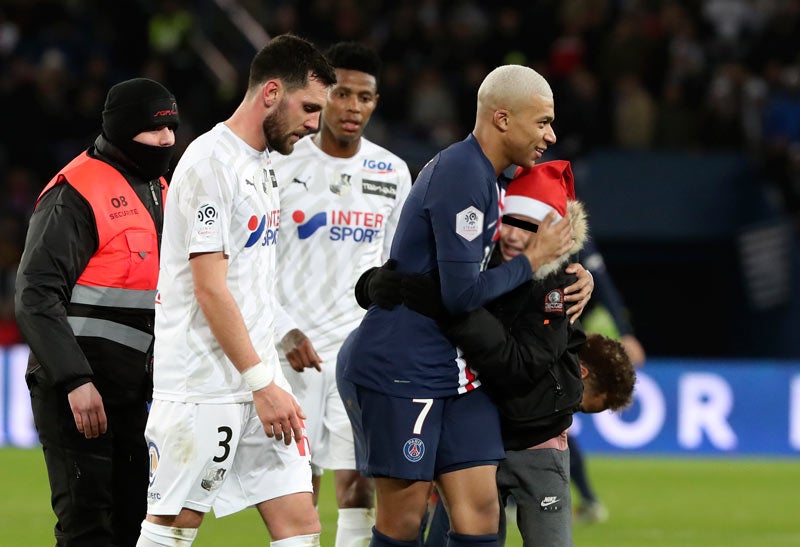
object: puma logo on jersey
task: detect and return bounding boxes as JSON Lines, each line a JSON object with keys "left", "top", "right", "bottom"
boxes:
{"left": 291, "top": 177, "right": 309, "bottom": 191}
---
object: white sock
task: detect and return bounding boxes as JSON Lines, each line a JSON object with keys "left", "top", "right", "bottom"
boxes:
{"left": 271, "top": 533, "right": 321, "bottom": 547}
{"left": 136, "top": 520, "right": 198, "bottom": 547}
{"left": 335, "top": 508, "right": 376, "bottom": 547}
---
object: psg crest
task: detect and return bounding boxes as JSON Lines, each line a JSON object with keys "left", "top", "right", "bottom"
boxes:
{"left": 403, "top": 438, "right": 425, "bottom": 462}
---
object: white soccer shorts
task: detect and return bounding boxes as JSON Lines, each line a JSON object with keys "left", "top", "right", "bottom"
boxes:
{"left": 281, "top": 348, "right": 356, "bottom": 474}
{"left": 144, "top": 399, "right": 313, "bottom": 518}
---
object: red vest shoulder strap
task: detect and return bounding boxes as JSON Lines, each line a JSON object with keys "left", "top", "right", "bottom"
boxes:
{"left": 36, "top": 152, "right": 93, "bottom": 207}
{"left": 42, "top": 152, "right": 155, "bottom": 248}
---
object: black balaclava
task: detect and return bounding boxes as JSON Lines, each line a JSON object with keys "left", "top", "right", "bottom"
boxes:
{"left": 101, "top": 78, "right": 180, "bottom": 180}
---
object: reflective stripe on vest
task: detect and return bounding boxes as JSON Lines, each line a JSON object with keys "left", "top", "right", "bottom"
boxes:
{"left": 37, "top": 152, "right": 166, "bottom": 352}
{"left": 67, "top": 317, "right": 153, "bottom": 353}
{"left": 70, "top": 285, "right": 157, "bottom": 309}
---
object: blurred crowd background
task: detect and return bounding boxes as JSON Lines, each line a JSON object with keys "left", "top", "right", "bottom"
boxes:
{"left": 1, "top": 0, "right": 799, "bottom": 357}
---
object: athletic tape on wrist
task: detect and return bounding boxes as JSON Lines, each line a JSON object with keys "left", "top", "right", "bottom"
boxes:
{"left": 241, "top": 361, "right": 274, "bottom": 391}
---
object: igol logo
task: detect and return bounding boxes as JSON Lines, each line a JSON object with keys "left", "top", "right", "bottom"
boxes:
{"left": 293, "top": 210, "right": 328, "bottom": 239}
{"left": 245, "top": 211, "right": 280, "bottom": 247}
{"left": 362, "top": 159, "right": 394, "bottom": 174}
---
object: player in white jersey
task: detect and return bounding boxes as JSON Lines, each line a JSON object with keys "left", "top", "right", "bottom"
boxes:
{"left": 136, "top": 35, "right": 336, "bottom": 547}
{"left": 271, "top": 42, "right": 412, "bottom": 547}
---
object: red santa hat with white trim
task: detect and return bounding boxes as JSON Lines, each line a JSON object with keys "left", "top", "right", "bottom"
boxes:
{"left": 503, "top": 159, "right": 588, "bottom": 279}
{"left": 503, "top": 160, "right": 575, "bottom": 224}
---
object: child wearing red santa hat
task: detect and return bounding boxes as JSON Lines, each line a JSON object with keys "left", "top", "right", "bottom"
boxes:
{"left": 404, "top": 160, "right": 636, "bottom": 547}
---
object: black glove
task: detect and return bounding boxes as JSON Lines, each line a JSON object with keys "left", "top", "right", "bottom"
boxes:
{"left": 401, "top": 274, "right": 448, "bottom": 322}
{"left": 354, "top": 259, "right": 404, "bottom": 310}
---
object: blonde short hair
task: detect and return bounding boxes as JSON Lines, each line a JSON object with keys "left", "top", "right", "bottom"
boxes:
{"left": 477, "top": 65, "right": 552, "bottom": 113}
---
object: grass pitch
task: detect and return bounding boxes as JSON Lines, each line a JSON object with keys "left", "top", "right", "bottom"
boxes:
{"left": 2, "top": 448, "right": 798, "bottom": 546}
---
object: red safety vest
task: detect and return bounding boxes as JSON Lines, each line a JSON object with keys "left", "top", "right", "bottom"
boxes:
{"left": 38, "top": 151, "right": 167, "bottom": 291}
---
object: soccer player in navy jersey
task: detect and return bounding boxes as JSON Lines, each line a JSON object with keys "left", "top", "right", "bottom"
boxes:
{"left": 341, "top": 65, "right": 594, "bottom": 547}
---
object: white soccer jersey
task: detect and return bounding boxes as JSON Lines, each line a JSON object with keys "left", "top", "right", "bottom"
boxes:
{"left": 272, "top": 136, "right": 411, "bottom": 355}
{"left": 153, "top": 123, "right": 283, "bottom": 403}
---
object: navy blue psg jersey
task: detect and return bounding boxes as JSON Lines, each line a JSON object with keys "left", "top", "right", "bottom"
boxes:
{"left": 344, "top": 135, "right": 532, "bottom": 398}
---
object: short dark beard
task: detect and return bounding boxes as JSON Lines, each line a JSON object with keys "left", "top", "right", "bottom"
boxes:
{"left": 262, "top": 98, "right": 295, "bottom": 155}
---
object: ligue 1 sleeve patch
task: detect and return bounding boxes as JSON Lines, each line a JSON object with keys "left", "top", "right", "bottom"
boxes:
{"left": 193, "top": 201, "right": 220, "bottom": 241}
{"left": 543, "top": 288, "right": 565, "bottom": 314}
{"left": 456, "top": 206, "right": 483, "bottom": 242}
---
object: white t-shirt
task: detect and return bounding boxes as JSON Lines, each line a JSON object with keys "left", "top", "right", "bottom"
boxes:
{"left": 153, "top": 123, "right": 283, "bottom": 403}
{"left": 272, "top": 135, "right": 411, "bottom": 355}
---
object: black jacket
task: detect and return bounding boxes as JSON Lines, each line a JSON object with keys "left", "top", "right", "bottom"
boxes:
{"left": 15, "top": 135, "right": 164, "bottom": 405}
{"left": 441, "top": 252, "right": 586, "bottom": 451}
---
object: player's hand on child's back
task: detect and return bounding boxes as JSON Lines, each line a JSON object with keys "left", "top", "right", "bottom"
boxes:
{"left": 564, "top": 262, "right": 594, "bottom": 322}
{"left": 401, "top": 275, "right": 448, "bottom": 321}
{"left": 354, "top": 259, "right": 404, "bottom": 310}
{"left": 523, "top": 211, "right": 573, "bottom": 271}
{"left": 253, "top": 383, "right": 306, "bottom": 446}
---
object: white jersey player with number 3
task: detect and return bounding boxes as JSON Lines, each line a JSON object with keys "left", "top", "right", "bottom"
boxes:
{"left": 137, "top": 35, "right": 336, "bottom": 547}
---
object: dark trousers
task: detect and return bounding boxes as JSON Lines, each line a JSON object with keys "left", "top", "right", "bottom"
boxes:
{"left": 29, "top": 379, "right": 149, "bottom": 547}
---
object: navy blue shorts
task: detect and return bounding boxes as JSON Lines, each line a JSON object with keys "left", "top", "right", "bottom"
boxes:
{"left": 336, "top": 361, "right": 368, "bottom": 474}
{"left": 353, "top": 385, "right": 505, "bottom": 481}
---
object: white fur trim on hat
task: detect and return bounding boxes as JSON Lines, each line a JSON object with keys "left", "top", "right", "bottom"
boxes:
{"left": 503, "top": 195, "right": 562, "bottom": 223}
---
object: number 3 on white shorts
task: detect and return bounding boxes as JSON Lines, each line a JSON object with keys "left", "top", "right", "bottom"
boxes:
{"left": 411, "top": 398, "right": 433, "bottom": 435}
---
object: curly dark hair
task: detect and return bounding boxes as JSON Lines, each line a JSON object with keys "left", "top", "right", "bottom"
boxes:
{"left": 325, "top": 41, "right": 382, "bottom": 82}
{"left": 579, "top": 334, "right": 636, "bottom": 411}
